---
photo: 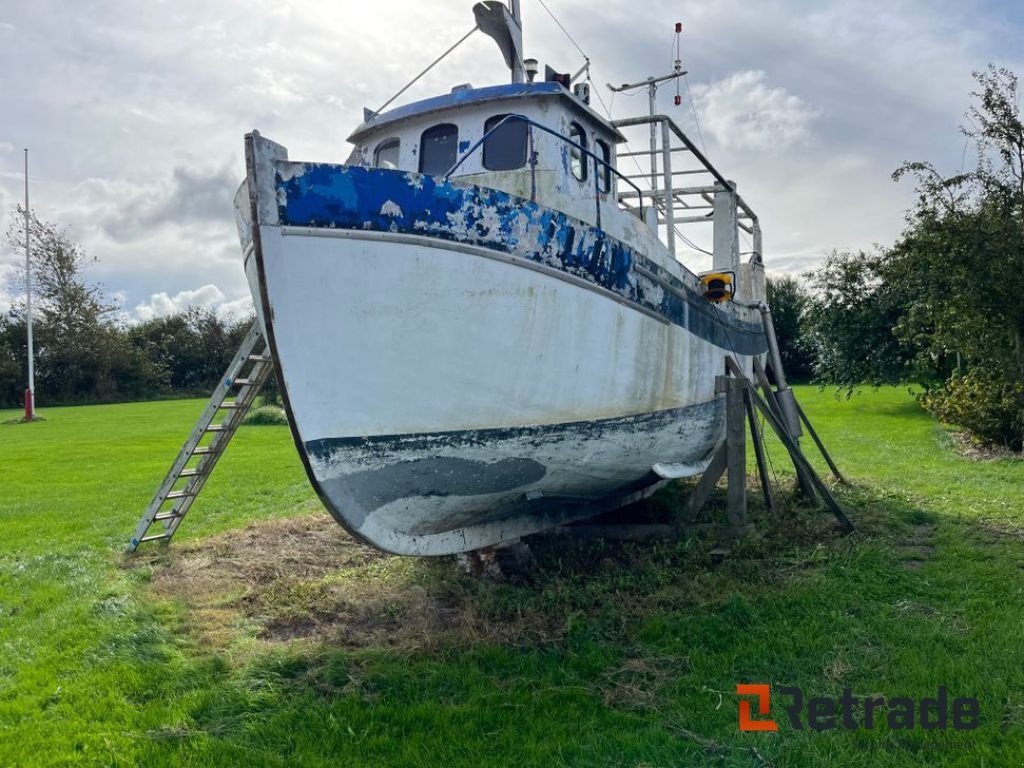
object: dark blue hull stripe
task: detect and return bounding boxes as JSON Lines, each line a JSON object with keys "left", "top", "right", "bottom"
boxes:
{"left": 304, "top": 403, "right": 714, "bottom": 462}
{"left": 275, "top": 164, "right": 768, "bottom": 355}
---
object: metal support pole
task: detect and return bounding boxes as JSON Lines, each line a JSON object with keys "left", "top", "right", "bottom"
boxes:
{"left": 660, "top": 118, "right": 675, "bottom": 256}
{"left": 712, "top": 180, "right": 739, "bottom": 273}
{"left": 758, "top": 303, "right": 802, "bottom": 438}
{"left": 24, "top": 148, "right": 35, "bottom": 420}
{"left": 648, "top": 81, "right": 658, "bottom": 192}
{"left": 509, "top": 0, "right": 524, "bottom": 84}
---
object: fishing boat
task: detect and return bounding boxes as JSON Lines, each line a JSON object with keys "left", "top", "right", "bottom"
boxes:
{"left": 234, "top": 1, "right": 772, "bottom": 556}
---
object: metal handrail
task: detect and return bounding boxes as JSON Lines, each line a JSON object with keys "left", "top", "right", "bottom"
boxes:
{"left": 443, "top": 114, "right": 647, "bottom": 228}
{"left": 612, "top": 114, "right": 759, "bottom": 224}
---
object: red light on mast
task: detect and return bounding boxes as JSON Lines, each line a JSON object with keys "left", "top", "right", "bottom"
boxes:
{"left": 675, "top": 22, "right": 682, "bottom": 33}
{"left": 674, "top": 95, "right": 681, "bottom": 106}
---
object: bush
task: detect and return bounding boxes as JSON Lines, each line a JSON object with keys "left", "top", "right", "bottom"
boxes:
{"left": 244, "top": 404, "right": 288, "bottom": 426}
{"left": 920, "top": 368, "right": 1024, "bottom": 450}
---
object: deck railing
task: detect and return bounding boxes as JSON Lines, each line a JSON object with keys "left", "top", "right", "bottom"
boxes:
{"left": 443, "top": 113, "right": 646, "bottom": 229}
{"left": 611, "top": 114, "right": 761, "bottom": 268}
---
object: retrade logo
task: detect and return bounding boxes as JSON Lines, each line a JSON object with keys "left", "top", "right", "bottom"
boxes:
{"left": 736, "top": 684, "right": 778, "bottom": 731}
{"left": 736, "top": 685, "right": 979, "bottom": 732}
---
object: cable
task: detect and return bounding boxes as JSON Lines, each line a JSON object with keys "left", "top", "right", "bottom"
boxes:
{"left": 683, "top": 74, "right": 707, "bottom": 154}
{"left": 673, "top": 225, "right": 713, "bottom": 256}
{"left": 535, "top": 0, "right": 589, "bottom": 61}
{"left": 374, "top": 26, "right": 478, "bottom": 115}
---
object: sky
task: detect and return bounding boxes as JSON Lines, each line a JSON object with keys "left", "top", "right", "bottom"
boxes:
{"left": 0, "top": 0, "right": 1021, "bottom": 320}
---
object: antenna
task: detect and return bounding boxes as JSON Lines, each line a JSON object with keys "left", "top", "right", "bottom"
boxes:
{"left": 607, "top": 22, "right": 687, "bottom": 189}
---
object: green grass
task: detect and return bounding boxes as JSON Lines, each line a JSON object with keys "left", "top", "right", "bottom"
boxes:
{"left": 1, "top": 388, "right": 1023, "bottom": 766}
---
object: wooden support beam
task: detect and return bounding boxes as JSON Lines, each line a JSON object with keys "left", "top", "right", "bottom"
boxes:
{"left": 745, "top": 389, "right": 774, "bottom": 510}
{"left": 682, "top": 375, "right": 750, "bottom": 536}
{"left": 682, "top": 442, "right": 727, "bottom": 529}
{"left": 721, "top": 375, "right": 748, "bottom": 528}
{"left": 737, "top": 376, "right": 855, "bottom": 533}
{"left": 748, "top": 357, "right": 817, "bottom": 501}
{"left": 794, "top": 399, "right": 846, "bottom": 484}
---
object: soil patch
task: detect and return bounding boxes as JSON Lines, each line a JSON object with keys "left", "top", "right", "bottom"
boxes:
{"left": 138, "top": 514, "right": 563, "bottom": 651}
{"left": 947, "top": 430, "right": 1021, "bottom": 461}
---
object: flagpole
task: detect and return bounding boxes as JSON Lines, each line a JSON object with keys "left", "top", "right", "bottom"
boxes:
{"left": 24, "top": 148, "right": 35, "bottom": 420}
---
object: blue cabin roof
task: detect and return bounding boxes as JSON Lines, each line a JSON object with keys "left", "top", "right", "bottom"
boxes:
{"left": 347, "top": 82, "right": 626, "bottom": 143}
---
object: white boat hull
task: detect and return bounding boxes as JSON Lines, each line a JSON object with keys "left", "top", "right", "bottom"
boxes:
{"left": 238, "top": 134, "right": 767, "bottom": 555}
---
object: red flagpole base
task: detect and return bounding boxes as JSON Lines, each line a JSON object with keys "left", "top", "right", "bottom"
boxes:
{"left": 24, "top": 388, "right": 34, "bottom": 421}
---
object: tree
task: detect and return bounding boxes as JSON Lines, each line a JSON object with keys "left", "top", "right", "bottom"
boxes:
{"left": 802, "top": 250, "right": 914, "bottom": 392}
{"left": 0, "top": 314, "right": 26, "bottom": 407}
{"left": 766, "top": 275, "right": 813, "bottom": 381}
{"left": 888, "top": 66, "right": 1024, "bottom": 447}
{"left": 2, "top": 207, "right": 163, "bottom": 403}
{"left": 129, "top": 308, "right": 253, "bottom": 394}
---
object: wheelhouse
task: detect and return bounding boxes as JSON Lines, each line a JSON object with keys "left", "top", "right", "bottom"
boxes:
{"left": 347, "top": 82, "right": 626, "bottom": 227}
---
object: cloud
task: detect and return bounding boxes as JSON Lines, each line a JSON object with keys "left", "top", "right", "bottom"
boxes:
{"left": 100, "top": 163, "right": 238, "bottom": 243}
{"left": 132, "top": 283, "right": 252, "bottom": 323}
{"left": 216, "top": 294, "right": 254, "bottom": 322}
{"left": 134, "top": 284, "right": 224, "bottom": 321}
{"left": 689, "top": 70, "right": 819, "bottom": 152}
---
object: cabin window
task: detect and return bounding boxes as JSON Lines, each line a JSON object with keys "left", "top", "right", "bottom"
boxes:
{"left": 419, "top": 123, "right": 459, "bottom": 176}
{"left": 595, "top": 139, "right": 612, "bottom": 193}
{"left": 483, "top": 114, "right": 528, "bottom": 171}
{"left": 569, "top": 122, "right": 587, "bottom": 181}
{"left": 374, "top": 138, "right": 400, "bottom": 169}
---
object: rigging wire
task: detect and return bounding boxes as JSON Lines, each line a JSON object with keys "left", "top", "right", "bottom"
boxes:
{"left": 535, "top": 0, "right": 589, "bottom": 61}
{"left": 673, "top": 225, "right": 713, "bottom": 257}
{"left": 538, "top": 0, "right": 664, "bottom": 237}
{"left": 540, "top": 4, "right": 716, "bottom": 261}
{"left": 683, "top": 75, "right": 708, "bottom": 155}
{"left": 374, "top": 26, "right": 478, "bottom": 115}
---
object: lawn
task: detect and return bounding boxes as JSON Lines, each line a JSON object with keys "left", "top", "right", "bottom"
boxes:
{"left": 1, "top": 388, "right": 1023, "bottom": 766}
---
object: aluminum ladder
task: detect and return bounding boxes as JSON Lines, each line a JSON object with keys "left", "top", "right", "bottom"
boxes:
{"left": 127, "top": 321, "right": 273, "bottom": 552}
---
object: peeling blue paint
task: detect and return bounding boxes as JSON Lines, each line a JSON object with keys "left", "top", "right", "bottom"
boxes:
{"left": 275, "top": 163, "right": 766, "bottom": 354}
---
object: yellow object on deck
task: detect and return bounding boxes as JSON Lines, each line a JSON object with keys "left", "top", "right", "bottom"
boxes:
{"left": 700, "top": 272, "right": 735, "bottom": 303}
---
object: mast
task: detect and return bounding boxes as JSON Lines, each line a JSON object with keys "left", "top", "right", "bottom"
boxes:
{"left": 509, "top": 0, "right": 524, "bottom": 84}
{"left": 609, "top": 67, "right": 686, "bottom": 191}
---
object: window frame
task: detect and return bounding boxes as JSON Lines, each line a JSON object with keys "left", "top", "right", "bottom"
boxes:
{"left": 419, "top": 123, "right": 460, "bottom": 177}
{"left": 595, "top": 139, "right": 612, "bottom": 193}
{"left": 482, "top": 114, "right": 528, "bottom": 171}
{"left": 373, "top": 138, "right": 401, "bottom": 169}
{"left": 568, "top": 122, "right": 588, "bottom": 182}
